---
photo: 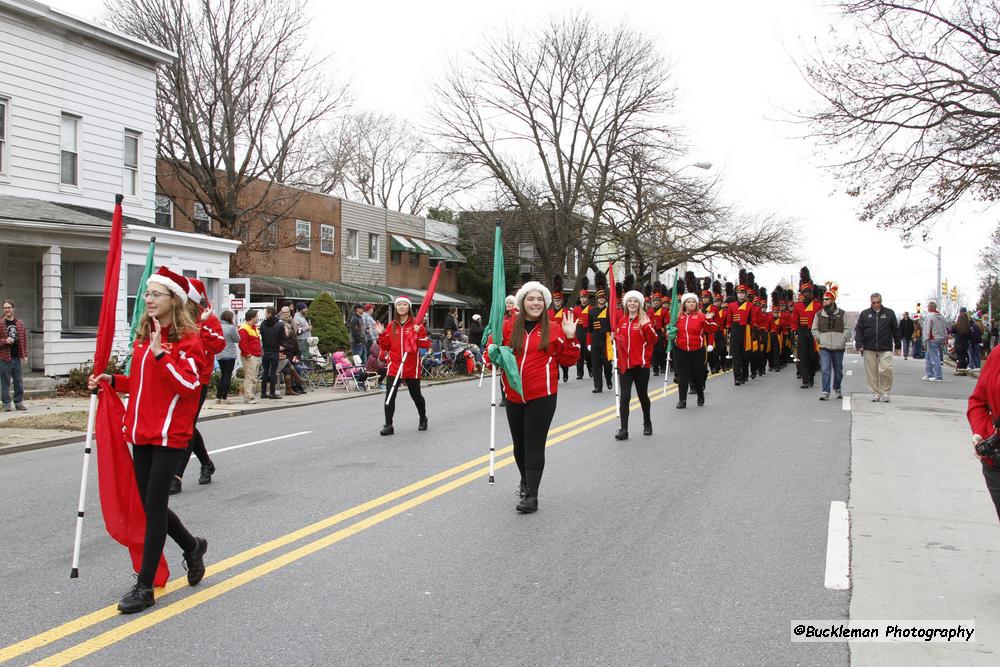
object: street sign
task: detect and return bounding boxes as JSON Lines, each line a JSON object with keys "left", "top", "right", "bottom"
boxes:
{"left": 229, "top": 298, "right": 245, "bottom": 310}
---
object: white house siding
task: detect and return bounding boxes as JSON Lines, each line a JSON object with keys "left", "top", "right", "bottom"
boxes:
{"left": 0, "top": 3, "right": 163, "bottom": 222}
{"left": 340, "top": 200, "right": 387, "bottom": 287}
{"left": 424, "top": 218, "right": 459, "bottom": 246}
{"left": 385, "top": 210, "right": 424, "bottom": 238}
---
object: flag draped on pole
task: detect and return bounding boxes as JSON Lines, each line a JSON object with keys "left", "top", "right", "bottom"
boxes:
{"left": 483, "top": 224, "right": 522, "bottom": 396}
{"left": 387, "top": 262, "right": 444, "bottom": 405}
{"left": 607, "top": 263, "right": 621, "bottom": 414}
{"left": 124, "top": 237, "right": 156, "bottom": 374}
{"left": 663, "top": 269, "right": 680, "bottom": 394}
{"left": 80, "top": 195, "right": 168, "bottom": 585}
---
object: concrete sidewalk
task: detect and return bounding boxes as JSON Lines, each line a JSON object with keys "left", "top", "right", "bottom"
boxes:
{"left": 0, "top": 375, "right": 475, "bottom": 455}
{"left": 850, "top": 393, "right": 999, "bottom": 666}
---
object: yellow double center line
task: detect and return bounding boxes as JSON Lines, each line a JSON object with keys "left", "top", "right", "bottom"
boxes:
{"left": 5, "top": 373, "right": 725, "bottom": 665}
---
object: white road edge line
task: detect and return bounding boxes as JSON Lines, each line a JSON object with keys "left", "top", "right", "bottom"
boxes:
{"left": 842, "top": 395, "right": 851, "bottom": 411}
{"left": 208, "top": 431, "right": 312, "bottom": 455}
{"left": 825, "top": 500, "right": 850, "bottom": 590}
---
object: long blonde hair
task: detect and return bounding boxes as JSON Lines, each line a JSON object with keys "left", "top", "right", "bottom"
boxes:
{"left": 136, "top": 294, "right": 198, "bottom": 342}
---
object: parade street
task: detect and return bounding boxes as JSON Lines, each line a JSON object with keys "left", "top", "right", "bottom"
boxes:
{"left": 0, "top": 355, "right": 989, "bottom": 666}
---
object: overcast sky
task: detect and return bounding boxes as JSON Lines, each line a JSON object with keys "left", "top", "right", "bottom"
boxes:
{"left": 55, "top": 0, "right": 995, "bottom": 313}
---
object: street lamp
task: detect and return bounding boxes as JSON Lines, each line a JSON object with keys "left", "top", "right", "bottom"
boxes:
{"left": 903, "top": 243, "right": 942, "bottom": 306}
{"left": 655, "top": 161, "right": 713, "bottom": 283}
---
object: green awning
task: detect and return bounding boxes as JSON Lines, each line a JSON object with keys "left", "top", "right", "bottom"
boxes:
{"left": 247, "top": 275, "right": 392, "bottom": 304}
{"left": 446, "top": 245, "right": 467, "bottom": 263}
{"left": 410, "top": 238, "right": 433, "bottom": 254}
{"left": 428, "top": 243, "right": 454, "bottom": 261}
{"left": 390, "top": 234, "right": 416, "bottom": 252}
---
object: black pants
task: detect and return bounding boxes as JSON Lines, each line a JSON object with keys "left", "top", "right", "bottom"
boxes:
{"left": 955, "top": 339, "right": 969, "bottom": 370}
{"left": 505, "top": 393, "right": 557, "bottom": 498}
{"left": 591, "top": 340, "right": 613, "bottom": 391}
{"left": 673, "top": 347, "right": 707, "bottom": 400}
{"left": 384, "top": 378, "right": 426, "bottom": 425}
{"left": 769, "top": 333, "right": 782, "bottom": 369}
{"left": 796, "top": 329, "right": 818, "bottom": 383}
{"left": 133, "top": 445, "right": 197, "bottom": 587}
{"left": 576, "top": 338, "right": 591, "bottom": 377}
{"left": 261, "top": 351, "right": 279, "bottom": 397}
{"left": 619, "top": 367, "right": 651, "bottom": 431}
{"left": 716, "top": 331, "right": 729, "bottom": 370}
{"left": 652, "top": 337, "right": 667, "bottom": 374}
{"left": 729, "top": 326, "right": 749, "bottom": 383}
{"left": 983, "top": 462, "right": 1000, "bottom": 523}
{"left": 177, "top": 386, "right": 212, "bottom": 478}
{"left": 217, "top": 358, "right": 236, "bottom": 399}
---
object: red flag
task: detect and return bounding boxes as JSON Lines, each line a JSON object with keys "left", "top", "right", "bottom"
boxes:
{"left": 607, "top": 263, "right": 619, "bottom": 331}
{"left": 405, "top": 263, "right": 443, "bottom": 352}
{"left": 95, "top": 196, "right": 169, "bottom": 586}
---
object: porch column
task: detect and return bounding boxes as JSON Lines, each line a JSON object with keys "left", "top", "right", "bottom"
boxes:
{"left": 41, "top": 245, "right": 62, "bottom": 375}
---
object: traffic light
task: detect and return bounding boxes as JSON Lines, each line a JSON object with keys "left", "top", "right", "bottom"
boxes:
{"left": 951, "top": 286, "right": 958, "bottom": 301}
{"left": 942, "top": 279, "right": 949, "bottom": 294}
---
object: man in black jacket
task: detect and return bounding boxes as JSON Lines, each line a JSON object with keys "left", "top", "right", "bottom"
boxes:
{"left": 854, "top": 293, "right": 901, "bottom": 402}
{"left": 259, "top": 306, "right": 287, "bottom": 399}
{"left": 899, "top": 312, "right": 915, "bottom": 359}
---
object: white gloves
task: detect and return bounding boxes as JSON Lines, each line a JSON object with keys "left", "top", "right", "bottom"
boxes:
{"left": 707, "top": 345, "right": 714, "bottom": 352}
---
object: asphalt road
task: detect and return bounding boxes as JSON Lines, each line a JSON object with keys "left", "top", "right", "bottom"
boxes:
{"left": 4, "top": 352, "right": 941, "bottom": 666}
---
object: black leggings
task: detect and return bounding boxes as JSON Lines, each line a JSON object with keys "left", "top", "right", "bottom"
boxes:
{"left": 217, "top": 358, "right": 236, "bottom": 399}
{"left": 619, "top": 367, "right": 651, "bottom": 430}
{"left": 177, "top": 386, "right": 212, "bottom": 478}
{"left": 261, "top": 351, "right": 279, "bottom": 397}
{"left": 505, "top": 393, "right": 557, "bottom": 497}
{"left": 133, "top": 445, "right": 197, "bottom": 587}
{"left": 384, "top": 378, "right": 426, "bottom": 425}
{"left": 983, "top": 461, "right": 1000, "bottom": 523}
{"left": 673, "top": 347, "right": 707, "bottom": 400}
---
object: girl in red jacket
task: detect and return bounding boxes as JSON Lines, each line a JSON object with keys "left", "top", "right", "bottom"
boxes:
{"left": 493, "top": 281, "right": 580, "bottom": 513}
{"left": 969, "top": 347, "right": 1000, "bottom": 520}
{"left": 88, "top": 267, "right": 207, "bottom": 614}
{"left": 613, "top": 289, "right": 658, "bottom": 440}
{"left": 171, "top": 277, "right": 224, "bottom": 493}
{"left": 673, "top": 292, "right": 713, "bottom": 408}
{"left": 375, "top": 295, "right": 432, "bottom": 435}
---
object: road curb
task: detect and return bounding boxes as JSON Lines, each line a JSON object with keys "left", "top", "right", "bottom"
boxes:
{"left": 0, "top": 374, "right": 477, "bottom": 456}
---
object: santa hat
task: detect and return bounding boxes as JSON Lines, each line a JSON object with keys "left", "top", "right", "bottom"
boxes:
{"left": 147, "top": 266, "right": 190, "bottom": 304}
{"left": 679, "top": 292, "right": 699, "bottom": 308}
{"left": 622, "top": 290, "right": 645, "bottom": 311}
{"left": 514, "top": 281, "right": 552, "bottom": 310}
{"left": 188, "top": 277, "right": 209, "bottom": 307}
{"left": 394, "top": 295, "right": 412, "bottom": 307}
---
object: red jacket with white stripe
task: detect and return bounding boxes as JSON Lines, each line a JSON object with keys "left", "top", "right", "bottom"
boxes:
{"left": 494, "top": 317, "right": 581, "bottom": 403}
{"left": 614, "top": 317, "right": 658, "bottom": 370}
{"left": 378, "top": 318, "right": 432, "bottom": 379}
{"left": 111, "top": 328, "right": 204, "bottom": 449}
{"left": 675, "top": 311, "right": 709, "bottom": 352}
{"left": 198, "top": 313, "right": 226, "bottom": 385}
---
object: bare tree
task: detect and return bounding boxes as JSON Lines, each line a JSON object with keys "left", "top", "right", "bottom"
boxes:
{"left": 431, "top": 14, "right": 678, "bottom": 285}
{"left": 308, "top": 112, "right": 472, "bottom": 215}
{"left": 979, "top": 220, "right": 1000, "bottom": 278}
{"left": 106, "top": 0, "right": 348, "bottom": 242}
{"left": 801, "top": 0, "right": 1000, "bottom": 238}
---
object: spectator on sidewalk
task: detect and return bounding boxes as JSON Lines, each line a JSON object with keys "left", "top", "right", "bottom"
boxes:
{"left": 855, "top": 292, "right": 901, "bottom": 402}
{"left": 899, "top": 312, "right": 914, "bottom": 360}
{"left": 349, "top": 304, "right": 367, "bottom": 363}
{"left": 968, "top": 342, "right": 1000, "bottom": 521}
{"left": 238, "top": 309, "right": 262, "bottom": 403}
{"left": 911, "top": 316, "right": 924, "bottom": 359}
{"left": 469, "top": 313, "right": 484, "bottom": 345}
{"left": 293, "top": 302, "right": 311, "bottom": 351}
{"left": 444, "top": 307, "right": 461, "bottom": 336}
{"left": 812, "top": 288, "right": 849, "bottom": 400}
{"left": 951, "top": 308, "right": 972, "bottom": 376}
{"left": 216, "top": 310, "right": 240, "bottom": 404}
{"left": 366, "top": 340, "right": 388, "bottom": 389}
{"left": 991, "top": 319, "right": 999, "bottom": 352}
{"left": 921, "top": 302, "right": 946, "bottom": 382}
{"left": 362, "top": 305, "right": 379, "bottom": 358}
{"left": 970, "top": 315, "right": 984, "bottom": 370}
{"left": 259, "top": 306, "right": 285, "bottom": 399}
{"left": 1, "top": 299, "right": 28, "bottom": 411}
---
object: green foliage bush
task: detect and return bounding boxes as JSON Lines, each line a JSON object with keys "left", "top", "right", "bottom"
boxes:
{"left": 309, "top": 291, "right": 349, "bottom": 355}
{"left": 57, "top": 355, "right": 125, "bottom": 396}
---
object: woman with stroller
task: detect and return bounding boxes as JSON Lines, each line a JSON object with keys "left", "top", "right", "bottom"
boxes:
{"left": 376, "top": 295, "right": 432, "bottom": 435}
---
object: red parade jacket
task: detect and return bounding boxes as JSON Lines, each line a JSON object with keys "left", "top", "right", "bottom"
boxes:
{"left": 969, "top": 349, "right": 1000, "bottom": 458}
{"left": 491, "top": 317, "right": 581, "bottom": 403}
{"left": 675, "top": 311, "right": 711, "bottom": 352}
{"left": 794, "top": 300, "right": 821, "bottom": 330}
{"left": 111, "top": 328, "right": 204, "bottom": 449}
{"left": 378, "top": 319, "right": 432, "bottom": 380}
{"left": 614, "top": 316, "right": 658, "bottom": 370}
{"left": 198, "top": 313, "right": 226, "bottom": 385}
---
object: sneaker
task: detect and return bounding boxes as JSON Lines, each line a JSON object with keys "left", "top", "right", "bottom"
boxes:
{"left": 183, "top": 537, "right": 208, "bottom": 586}
{"left": 835, "top": 391, "right": 843, "bottom": 399}
{"left": 516, "top": 495, "right": 538, "bottom": 514}
{"left": 380, "top": 424, "right": 394, "bottom": 436}
{"left": 244, "top": 396, "right": 257, "bottom": 404}
{"left": 920, "top": 376, "right": 929, "bottom": 381}
{"left": 880, "top": 395, "right": 891, "bottom": 403}
{"left": 198, "top": 462, "right": 215, "bottom": 485}
{"left": 117, "top": 582, "right": 155, "bottom": 614}
{"left": 818, "top": 393, "right": 829, "bottom": 401}
{"left": 14, "top": 403, "right": 26, "bottom": 411}
{"left": 871, "top": 394, "right": 880, "bottom": 402}
{"left": 215, "top": 398, "right": 223, "bottom": 404}
{"left": 1, "top": 404, "right": 10, "bottom": 412}
{"left": 930, "top": 378, "right": 943, "bottom": 382}
{"left": 169, "top": 477, "right": 182, "bottom": 495}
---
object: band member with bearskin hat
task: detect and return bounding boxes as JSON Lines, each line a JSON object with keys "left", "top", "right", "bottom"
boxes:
{"left": 548, "top": 275, "right": 571, "bottom": 383}
{"left": 588, "top": 272, "right": 614, "bottom": 393}
{"left": 649, "top": 283, "right": 668, "bottom": 376}
{"left": 613, "top": 287, "right": 658, "bottom": 439}
{"left": 573, "top": 276, "right": 592, "bottom": 380}
{"left": 793, "top": 267, "right": 822, "bottom": 389}
{"left": 781, "top": 289, "right": 796, "bottom": 366}
{"left": 769, "top": 287, "right": 785, "bottom": 372}
{"left": 723, "top": 272, "right": 754, "bottom": 385}
{"left": 701, "top": 277, "right": 722, "bottom": 373}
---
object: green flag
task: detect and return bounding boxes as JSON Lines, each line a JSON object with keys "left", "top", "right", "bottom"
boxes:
{"left": 666, "top": 269, "right": 680, "bottom": 354}
{"left": 482, "top": 223, "right": 523, "bottom": 397}
{"left": 125, "top": 237, "right": 156, "bottom": 373}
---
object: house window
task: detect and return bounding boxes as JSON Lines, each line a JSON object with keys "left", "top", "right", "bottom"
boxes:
{"left": 296, "top": 220, "right": 311, "bottom": 250}
{"left": 193, "top": 203, "right": 211, "bottom": 233}
{"left": 261, "top": 216, "right": 277, "bottom": 248}
{"left": 60, "top": 113, "right": 80, "bottom": 186}
{"left": 126, "top": 263, "right": 145, "bottom": 324}
{"left": 345, "top": 229, "right": 358, "bottom": 259}
{"left": 518, "top": 242, "right": 534, "bottom": 274}
{"left": 409, "top": 252, "right": 420, "bottom": 267}
{"left": 0, "top": 97, "right": 7, "bottom": 175}
{"left": 320, "top": 224, "right": 335, "bottom": 254}
{"left": 390, "top": 250, "right": 401, "bottom": 265}
{"left": 123, "top": 130, "right": 140, "bottom": 196}
{"left": 61, "top": 261, "right": 103, "bottom": 330}
{"left": 368, "top": 233, "right": 380, "bottom": 262}
{"left": 154, "top": 196, "right": 172, "bottom": 228}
